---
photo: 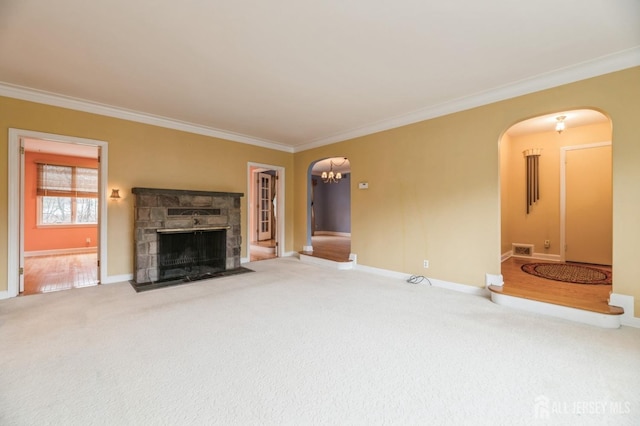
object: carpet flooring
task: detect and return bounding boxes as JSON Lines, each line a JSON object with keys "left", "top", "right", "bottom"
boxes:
{"left": 1, "top": 257, "right": 639, "bottom": 425}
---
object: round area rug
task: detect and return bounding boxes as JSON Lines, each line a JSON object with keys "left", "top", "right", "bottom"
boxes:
{"left": 521, "top": 263, "right": 612, "bottom": 285}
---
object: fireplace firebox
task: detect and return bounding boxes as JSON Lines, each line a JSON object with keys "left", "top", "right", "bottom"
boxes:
{"left": 158, "top": 228, "right": 227, "bottom": 282}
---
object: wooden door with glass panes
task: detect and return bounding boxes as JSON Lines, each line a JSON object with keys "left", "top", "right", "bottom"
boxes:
{"left": 257, "top": 172, "right": 272, "bottom": 241}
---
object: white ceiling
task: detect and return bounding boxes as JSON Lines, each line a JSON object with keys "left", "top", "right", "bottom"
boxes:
{"left": 506, "top": 109, "right": 610, "bottom": 136}
{"left": 1, "top": 1, "right": 639, "bottom": 152}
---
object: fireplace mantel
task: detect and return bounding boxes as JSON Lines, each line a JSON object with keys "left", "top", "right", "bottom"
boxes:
{"left": 132, "top": 187, "right": 243, "bottom": 285}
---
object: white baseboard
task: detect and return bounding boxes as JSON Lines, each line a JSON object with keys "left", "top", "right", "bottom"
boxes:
{"left": 609, "top": 293, "right": 640, "bottom": 328}
{"left": 303, "top": 245, "right": 313, "bottom": 252}
{"left": 25, "top": 247, "right": 98, "bottom": 257}
{"left": 102, "top": 274, "right": 133, "bottom": 285}
{"left": 241, "top": 256, "right": 250, "bottom": 264}
{"left": 353, "top": 263, "right": 490, "bottom": 297}
{"left": 502, "top": 252, "right": 562, "bottom": 262}
{"left": 314, "top": 231, "right": 351, "bottom": 237}
{"left": 283, "top": 251, "right": 297, "bottom": 258}
{"left": 353, "top": 263, "right": 406, "bottom": 279}
{"left": 429, "top": 277, "right": 491, "bottom": 297}
{"left": 0, "top": 290, "right": 9, "bottom": 300}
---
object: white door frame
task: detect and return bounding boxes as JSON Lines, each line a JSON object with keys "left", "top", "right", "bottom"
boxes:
{"left": 247, "top": 162, "right": 285, "bottom": 259}
{"left": 7, "top": 129, "right": 108, "bottom": 297}
{"left": 559, "top": 141, "right": 611, "bottom": 262}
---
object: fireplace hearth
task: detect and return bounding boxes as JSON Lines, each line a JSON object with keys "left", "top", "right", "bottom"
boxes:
{"left": 131, "top": 187, "right": 244, "bottom": 288}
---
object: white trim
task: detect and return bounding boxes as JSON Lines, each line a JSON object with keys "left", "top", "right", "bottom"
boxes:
{"left": 485, "top": 273, "right": 504, "bottom": 287}
{"left": 8, "top": 129, "right": 108, "bottom": 297}
{"left": 0, "top": 82, "right": 293, "bottom": 153}
{"left": 2, "top": 49, "right": 638, "bottom": 155}
{"left": 241, "top": 256, "right": 250, "bottom": 264}
{"left": 302, "top": 245, "right": 313, "bottom": 252}
{"left": 609, "top": 293, "right": 640, "bottom": 328}
{"left": 247, "top": 162, "right": 286, "bottom": 259}
{"left": 295, "top": 47, "right": 640, "bottom": 152}
{"left": 490, "top": 291, "right": 621, "bottom": 329}
{"left": 559, "top": 141, "right": 612, "bottom": 263}
{"left": 352, "top": 262, "right": 490, "bottom": 297}
{"left": 0, "top": 291, "right": 9, "bottom": 300}
{"left": 283, "top": 251, "right": 297, "bottom": 258}
{"left": 25, "top": 247, "right": 97, "bottom": 257}
{"left": 428, "top": 277, "right": 491, "bottom": 297}
{"left": 502, "top": 251, "right": 561, "bottom": 262}
{"left": 353, "top": 263, "right": 406, "bottom": 280}
{"left": 314, "top": 231, "right": 351, "bottom": 237}
{"left": 102, "top": 274, "right": 134, "bottom": 285}
{"left": 530, "top": 253, "right": 562, "bottom": 262}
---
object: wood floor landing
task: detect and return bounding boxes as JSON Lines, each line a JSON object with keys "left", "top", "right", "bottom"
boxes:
{"left": 494, "top": 257, "right": 622, "bottom": 317}
{"left": 299, "top": 235, "right": 351, "bottom": 263}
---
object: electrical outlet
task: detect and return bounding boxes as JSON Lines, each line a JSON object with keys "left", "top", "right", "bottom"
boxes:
{"left": 423, "top": 260, "right": 429, "bottom": 268}
{"left": 544, "top": 239, "right": 550, "bottom": 249}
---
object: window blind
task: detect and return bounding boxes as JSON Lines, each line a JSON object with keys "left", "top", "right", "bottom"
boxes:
{"left": 36, "top": 163, "right": 98, "bottom": 197}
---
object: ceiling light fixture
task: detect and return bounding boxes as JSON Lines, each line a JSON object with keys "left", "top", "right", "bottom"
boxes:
{"left": 321, "top": 158, "right": 348, "bottom": 184}
{"left": 555, "top": 115, "right": 566, "bottom": 134}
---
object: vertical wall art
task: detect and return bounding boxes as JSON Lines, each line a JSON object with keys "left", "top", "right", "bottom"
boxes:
{"left": 523, "top": 148, "right": 542, "bottom": 214}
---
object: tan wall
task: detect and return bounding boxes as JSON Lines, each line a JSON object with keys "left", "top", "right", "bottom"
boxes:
{"left": 500, "top": 121, "right": 612, "bottom": 258}
{"left": 0, "top": 97, "right": 294, "bottom": 283}
{"left": 2, "top": 67, "right": 639, "bottom": 317}
{"left": 294, "top": 67, "right": 640, "bottom": 316}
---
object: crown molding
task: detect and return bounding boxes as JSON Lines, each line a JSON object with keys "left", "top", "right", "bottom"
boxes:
{"left": 2, "top": 46, "right": 638, "bottom": 154}
{"left": 0, "top": 83, "right": 294, "bottom": 153}
{"left": 293, "top": 46, "right": 640, "bottom": 152}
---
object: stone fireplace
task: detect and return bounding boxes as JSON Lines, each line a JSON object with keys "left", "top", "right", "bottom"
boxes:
{"left": 132, "top": 187, "right": 243, "bottom": 285}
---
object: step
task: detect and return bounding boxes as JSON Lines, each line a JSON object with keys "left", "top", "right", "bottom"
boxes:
{"left": 299, "top": 253, "right": 354, "bottom": 270}
{"left": 488, "top": 285, "right": 623, "bottom": 329}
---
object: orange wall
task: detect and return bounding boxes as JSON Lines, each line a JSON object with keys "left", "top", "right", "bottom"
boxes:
{"left": 24, "top": 151, "right": 98, "bottom": 252}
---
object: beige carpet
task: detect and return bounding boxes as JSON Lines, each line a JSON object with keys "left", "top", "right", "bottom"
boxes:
{"left": 1, "top": 257, "right": 639, "bottom": 425}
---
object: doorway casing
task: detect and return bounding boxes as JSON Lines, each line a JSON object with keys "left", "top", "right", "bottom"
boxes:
{"left": 7, "top": 129, "right": 108, "bottom": 298}
{"left": 246, "top": 162, "right": 285, "bottom": 261}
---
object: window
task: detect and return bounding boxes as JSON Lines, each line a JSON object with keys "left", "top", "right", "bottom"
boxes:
{"left": 37, "top": 163, "right": 98, "bottom": 225}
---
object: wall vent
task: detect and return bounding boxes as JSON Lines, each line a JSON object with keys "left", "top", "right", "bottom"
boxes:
{"left": 512, "top": 243, "right": 534, "bottom": 257}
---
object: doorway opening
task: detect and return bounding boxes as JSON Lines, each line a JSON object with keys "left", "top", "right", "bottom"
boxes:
{"left": 303, "top": 157, "right": 351, "bottom": 262}
{"left": 247, "top": 163, "right": 285, "bottom": 262}
{"left": 7, "top": 129, "right": 108, "bottom": 297}
{"left": 498, "top": 109, "right": 614, "bottom": 313}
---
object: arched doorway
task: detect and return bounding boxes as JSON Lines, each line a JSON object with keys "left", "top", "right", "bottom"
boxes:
{"left": 497, "top": 109, "right": 615, "bottom": 313}
{"left": 304, "top": 157, "right": 351, "bottom": 262}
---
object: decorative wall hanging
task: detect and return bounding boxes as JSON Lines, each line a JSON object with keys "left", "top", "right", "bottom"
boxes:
{"left": 523, "top": 148, "right": 542, "bottom": 214}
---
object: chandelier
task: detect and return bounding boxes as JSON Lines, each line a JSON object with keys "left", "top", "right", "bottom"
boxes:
{"left": 321, "top": 158, "right": 348, "bottom": 184}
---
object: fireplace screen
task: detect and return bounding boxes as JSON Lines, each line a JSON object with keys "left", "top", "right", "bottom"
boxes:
{"left": 158, "top": 229, "right": 226, "bottom": 282}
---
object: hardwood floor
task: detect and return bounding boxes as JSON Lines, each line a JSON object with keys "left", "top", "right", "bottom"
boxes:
{"left": 300, "top": 235, "right": 351, "bottom": 262}
{"left": 23, "top": 253, "right": 98, "bottom": 295}
{"left": 496, "top": 257, "right": 622, "bottom": 315}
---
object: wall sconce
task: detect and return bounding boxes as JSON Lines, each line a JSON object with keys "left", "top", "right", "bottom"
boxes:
{"left": 555, "top": 115, "right": 566, "bottom": 134}
{"left": 110, "top": 189, "right": 121, "bottom": 200}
